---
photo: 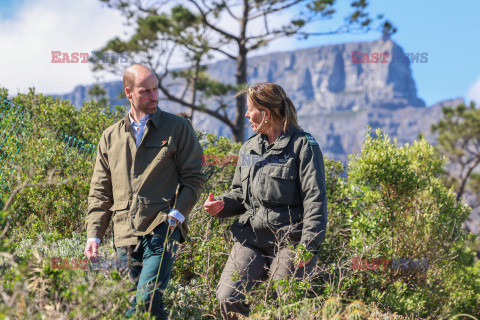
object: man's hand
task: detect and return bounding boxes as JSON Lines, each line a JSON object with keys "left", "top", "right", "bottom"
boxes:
{"left": 84, "top": 241, "right": 99, "bottom": 262}
{"left": 204, "top": 193, "right": 224, "bottom": 217}
{"left": 168, "top": 216, "right": 180, "bottom": 233}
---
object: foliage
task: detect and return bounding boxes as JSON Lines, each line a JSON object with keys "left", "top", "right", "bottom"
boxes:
{"left": 1, "top": 92, "right": 479, "bottom": 319}
{"left": 1, "top": 88, "right": 125, "bottom": 238}
{"left": 249, "top": 296, "right": 414, "bottom": 320}
{"left": 347, "top": 128, "right": 468, "bottom": 267}
{"left": 0, "top": 249, "right": 135, "bottom": 319}
{"left": 88, "top": 84, "right": 110, "bottom": 109}
{"left": 325, "top": 128, "right": 477, "bottom": 318}
{"left": 431, "top": 101, "right": 480, "bottom": 202}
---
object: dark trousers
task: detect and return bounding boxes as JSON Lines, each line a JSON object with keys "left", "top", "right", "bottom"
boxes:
{"left": 116, "top": 222, "right": 180, "bottom": 319}
{"left": 216, "top": 241, "right": 316, "bottom": 320}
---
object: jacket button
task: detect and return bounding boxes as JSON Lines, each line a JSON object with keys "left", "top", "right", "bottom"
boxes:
{"left": 134, "top": 174, "right": 138, "bottom": 178}
{"left": 290, "top": 176, "right": 294, "bottom": 179}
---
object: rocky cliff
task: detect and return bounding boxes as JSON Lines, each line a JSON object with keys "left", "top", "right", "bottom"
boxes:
{"left": 52, "top": 39, "right": 461, "bottom": 162}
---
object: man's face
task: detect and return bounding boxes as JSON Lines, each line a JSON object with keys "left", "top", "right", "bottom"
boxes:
{"left": 128, "top": 73, "right": 159, "bottom": 115}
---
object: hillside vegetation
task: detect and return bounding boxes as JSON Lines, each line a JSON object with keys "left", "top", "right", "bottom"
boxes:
{"left": 0, "top": 89, "right": 479, "bottom": 319}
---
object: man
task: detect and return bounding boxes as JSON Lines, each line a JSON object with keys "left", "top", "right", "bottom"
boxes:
{"left": 84, "top": 64, "right": 205, "bottom": 319}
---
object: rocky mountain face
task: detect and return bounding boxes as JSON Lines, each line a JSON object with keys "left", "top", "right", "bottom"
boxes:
{"left": 52, "top": 39, "right": 462, "bottom": 162}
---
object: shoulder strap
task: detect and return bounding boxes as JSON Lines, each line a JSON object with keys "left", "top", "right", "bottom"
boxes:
{"left": 303, "top": 131, "right": 319, "bottom": 146}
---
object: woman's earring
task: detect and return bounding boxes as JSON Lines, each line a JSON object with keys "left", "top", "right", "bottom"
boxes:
{"left": 265, "top": 119, "right": 268, "bottom": 123}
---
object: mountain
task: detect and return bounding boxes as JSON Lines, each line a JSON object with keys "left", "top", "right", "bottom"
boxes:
{"left": 51, "top": 39, "right": 462, "bottom": 162}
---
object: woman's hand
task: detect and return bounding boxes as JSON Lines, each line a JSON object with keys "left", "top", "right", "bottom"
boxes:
{"left": 204, "top": 193, "right": 225, "bottom": 217}
{"left": 294, "top": 253, "right": 312, "bottom": 269}
{"left": 294, "top": 244, "right": 313, "bottom": 268}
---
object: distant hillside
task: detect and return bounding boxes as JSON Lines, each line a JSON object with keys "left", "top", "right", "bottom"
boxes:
{"left": 52, "top": 39, "right": 462, "bottom": 162}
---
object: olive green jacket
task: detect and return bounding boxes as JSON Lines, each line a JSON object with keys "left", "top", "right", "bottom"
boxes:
{"left": 217, "top": 126, "right": 327, "bottom": 255}
{"left": 85, "top": 108, "right": 205, "bottom": 247}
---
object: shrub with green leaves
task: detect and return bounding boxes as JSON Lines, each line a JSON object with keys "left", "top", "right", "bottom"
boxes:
{"left": 329, "top": 128, "right": 477, "bottom": 317}
{"left": 1, "top": 88, "right": 124, "bottom": 238}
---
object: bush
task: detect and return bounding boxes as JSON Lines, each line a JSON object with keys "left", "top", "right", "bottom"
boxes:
{"left": 1, "top": 88, "right": 124, "bottom": 238}
{"left": 322, "top": 128, "right": 477, "bottom": 318}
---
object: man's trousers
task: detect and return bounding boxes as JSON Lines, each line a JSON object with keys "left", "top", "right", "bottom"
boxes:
{"left": 116, "top": 222, "right": 180, "bottom": 319}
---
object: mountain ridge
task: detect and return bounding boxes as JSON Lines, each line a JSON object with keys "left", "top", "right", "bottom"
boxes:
{"left": 51, "top": 39, "right": 460, "bottom": 162}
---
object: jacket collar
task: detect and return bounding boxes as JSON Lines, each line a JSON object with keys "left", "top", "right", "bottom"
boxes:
{"left": 149, "top": 107, "right": 162, "bottom": 128}
{"left": 270, "top": 126, "right": 297, "bottom": 151}
{"left": 248, "top": 125, "right": 298, "bottom": 155}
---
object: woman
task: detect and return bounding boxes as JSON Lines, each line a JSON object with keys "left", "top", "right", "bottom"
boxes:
{"left": 204, "top": 82, "right": 327, "bottom": 320}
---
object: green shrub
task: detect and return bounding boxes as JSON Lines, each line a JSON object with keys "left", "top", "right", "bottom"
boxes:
{"left": 324, "top": 128, "right": 476, "bottom": 318}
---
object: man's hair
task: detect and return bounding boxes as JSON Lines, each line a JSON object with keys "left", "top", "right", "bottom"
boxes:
{"left": 123, "top": 68, "right": 136, "bottom": 89}
{"left": 123, "top": 64, "right": 154, "bottom": 89}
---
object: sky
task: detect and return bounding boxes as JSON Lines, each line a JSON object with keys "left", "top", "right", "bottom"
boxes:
{"left": 0, "top": 0, "right": 479, "bottom": 106}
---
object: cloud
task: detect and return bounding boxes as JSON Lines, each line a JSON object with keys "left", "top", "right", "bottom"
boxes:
{"left": 0, "top": 0, "right": 299, "bottom": 96}
{"left": 467, "top": 76, "right": 480, "bottom": 106}
{"left": 0, "top": 0, "right": 128, "bottom": 95}
{"left": 0, "top": 0, "right": 354, "bottom": 96}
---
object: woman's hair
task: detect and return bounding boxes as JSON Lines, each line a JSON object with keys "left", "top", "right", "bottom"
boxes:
{"left": 237, "top": 82, "right": 301, "bottom": 132}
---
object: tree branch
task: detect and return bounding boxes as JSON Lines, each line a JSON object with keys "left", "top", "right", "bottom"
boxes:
{"left": 457, "top": 157, "right": 480, "bottom": 201}
{"left": 248, "top": 0, "right": 305, "bottom": 20}
{"left": 208, "top": 46, "right": 237, "bottom": 60}
{"left": 222, "top": 0, "right": 241, "bottom": 21}
{"left": 1, "top": 170, "right": 77, "bottom": 239}
{"left": 155, "top": 73, "right": 234, "bottom": 127}
{"left": 188, "top": 0, "right": 239, "bottom": 41}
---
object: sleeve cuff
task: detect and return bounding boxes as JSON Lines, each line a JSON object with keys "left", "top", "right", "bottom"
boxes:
{"left": 168, "top": 208, "right": 185, "bottom": 224}
{"left": 87, "top": 237, "right": 101, "bottom": 244}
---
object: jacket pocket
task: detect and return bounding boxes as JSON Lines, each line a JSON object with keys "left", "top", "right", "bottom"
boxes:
{"left": 232, "top": 213, "right": 249, "bottom": 227}
{"left": 266, "top": 207, "right": 303, "bottom": 243}
{"left": 111, "top": 202, "right": 132, "bottom": 243}
{"left": 110, "top": 200, "right": 129, "bottom": 212}
{"left": 230, "top": 213, "right": 255, "bottom": 245}
{"left": 145, "top": 139, "right": 172, "bottom": 162}
{"left": 258, "top": 165, "right": 297, "bottom": 205}
{"left": 267, "top": 206, "right": 303, "bottom": 227}
{"left": 137, "top": 196, "right": 171, "bottom": 206}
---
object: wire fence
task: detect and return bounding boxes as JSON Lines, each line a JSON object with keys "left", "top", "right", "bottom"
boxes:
{"left": 0, "top": 98, "right": 26, "bottom": 205}
{"left": 0, "top": 98, "right": 97, "bottom": 209}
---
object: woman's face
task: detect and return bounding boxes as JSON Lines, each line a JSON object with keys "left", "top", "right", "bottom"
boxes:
{"left": 245, "top": 101, "right": 266, "bottom": 133}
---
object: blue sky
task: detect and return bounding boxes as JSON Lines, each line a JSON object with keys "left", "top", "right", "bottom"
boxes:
{"left": 285, "top": 0, "right": 480, "bottom": 106}
{"left": 0, "top": 0, "right": 20, "bottom": 20}
{"left": 0, "top": 0, "right": 479, "bottom": 106}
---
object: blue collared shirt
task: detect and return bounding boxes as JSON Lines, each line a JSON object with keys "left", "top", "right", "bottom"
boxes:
{"left": 129, "top": 113, "right": 151, "bottom": 147}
